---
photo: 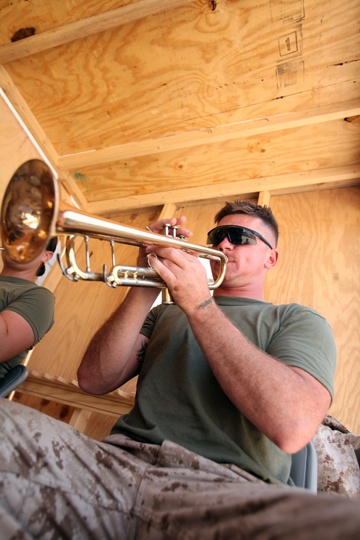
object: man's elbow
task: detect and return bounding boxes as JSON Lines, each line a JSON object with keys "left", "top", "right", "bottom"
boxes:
{"left": 272, "top": 419, "right": 321, "bottom": 454}
{"left": 275, "top": 434, "right": 310, "bottom": 455}
{"left": 77, "top": 364, "right": 100, "bottom": 395}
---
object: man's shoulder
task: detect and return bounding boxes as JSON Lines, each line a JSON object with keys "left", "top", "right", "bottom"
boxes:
{"left": 275, "top": 302, "right": 329, "bottom": 322}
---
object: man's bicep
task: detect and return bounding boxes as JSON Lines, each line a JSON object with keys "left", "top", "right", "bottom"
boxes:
{"left": 0, "top": 310, "right": 34, "bottom": 362}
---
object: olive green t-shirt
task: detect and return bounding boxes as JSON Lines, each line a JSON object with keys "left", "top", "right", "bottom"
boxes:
{"left": 0, "top": 276, "right": 55, "bottom": 378}
{"left": 111, "top": 297, "right": 336, "bottom": 484}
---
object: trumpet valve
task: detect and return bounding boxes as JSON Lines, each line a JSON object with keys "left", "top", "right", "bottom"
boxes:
{"left": 162, "top": 223, "right": 179, "bottom": 238}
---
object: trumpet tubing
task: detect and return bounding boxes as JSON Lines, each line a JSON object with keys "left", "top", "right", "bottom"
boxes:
{"left": 1, "top": 160, "right": 227, "bottom": 301}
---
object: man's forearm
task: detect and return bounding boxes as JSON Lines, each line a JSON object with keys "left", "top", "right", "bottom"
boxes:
{"left": 187, "top": 299, "right": 330, "bottom": 453}
{"left": 77, "top": 287, "right": 157, "bottom": 394}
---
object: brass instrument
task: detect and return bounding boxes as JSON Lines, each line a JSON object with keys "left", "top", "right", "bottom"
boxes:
{"left": 1, "top": 160, "right": 227, "bottom": 303}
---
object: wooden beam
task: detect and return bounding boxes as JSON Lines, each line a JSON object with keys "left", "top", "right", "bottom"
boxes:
{"left": 0, "top": 68, "right": 59, "bottom": 167}
{"left": 69, "top": 409, "right": 94, "bottom": 431}
{"left": 58, "top": 100, "right": 360, "bottom": 169}
{"left": 258, "top": 191, "right": 271, "bottom": 206}
{"left": 87, "top": 164, "right": 360, "bottom": 215}
{"left": 159, "top": 203, "right": 177, "bottom": 219}
{"left": 0, "top": 0, "right": 195, "bottom": 64}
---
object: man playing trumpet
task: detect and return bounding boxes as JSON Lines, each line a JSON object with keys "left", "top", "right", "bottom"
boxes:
{"left": 0, "top": 201, "right": 358, "bottom": 539}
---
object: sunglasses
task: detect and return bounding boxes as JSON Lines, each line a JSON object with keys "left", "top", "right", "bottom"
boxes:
{"left": 207, "top": 225, "right": 273, "bottom": 249}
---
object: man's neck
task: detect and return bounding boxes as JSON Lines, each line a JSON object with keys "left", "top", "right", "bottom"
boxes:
{"left": 0, "top": 267, "right": 37, "bottom": 282}
{"left": 213, "top": 284, "right": 265, "bottom": 301}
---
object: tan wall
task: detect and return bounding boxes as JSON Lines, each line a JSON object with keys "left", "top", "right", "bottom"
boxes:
{"left": 267, "top": 188, "right": 360, "bottom": 432}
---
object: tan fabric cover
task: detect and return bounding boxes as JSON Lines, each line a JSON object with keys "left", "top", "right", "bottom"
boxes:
{"left": 313, "top": 415, "right": 360, "bottom": 498}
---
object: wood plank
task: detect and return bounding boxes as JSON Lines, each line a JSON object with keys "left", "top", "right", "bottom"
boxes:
{"left": 87, "top": 164, "right": 360, "bottom": 215}
{"left": 16, "top": 371, "right": 135, "bottom": 417}
{"left": 11, "top": 392, "right": 76, "bottom": 425}
{"left": 258, "top": 191, "right": 271, "bottom": 206}
{"left": 0, "top": 89, "right": 43, "bottom": 204}
{"left": 68, "top": 409, "right": 93, "bottom": 431}
{"left": 58, "top": 100, "right": 360, "bottom": 169}
{"left": 0, "top": 79, "right": 58, "bottom": 169}
{"left": 158, "top": 203, "right": 177, "bottom": 218}
{"left": 0, "top": 0, "right": 195, "bottom": 64}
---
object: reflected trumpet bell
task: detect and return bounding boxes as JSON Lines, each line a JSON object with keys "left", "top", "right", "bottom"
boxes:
{"left": 1, "top": 160, "right": 227, "bottom": 303}
{"left": 1, "top": 159, "right": 56, "bottom": 263}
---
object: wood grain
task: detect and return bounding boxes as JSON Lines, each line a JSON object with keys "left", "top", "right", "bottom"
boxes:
{"left": 4, "top": 0, "right": 359, "bottom": 154}
{"left": 0, "top": 0, "right": 195, "bottom": 63}
{"left": 66, "top": 119, "right": 360, "bottom": 206}
{"left": 267, "top": 187, "right": 360, "bottom": 434}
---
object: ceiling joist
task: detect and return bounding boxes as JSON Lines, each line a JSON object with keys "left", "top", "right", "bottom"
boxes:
{"left": 59, "top": 99, "right": 360, "bottom": 169}
{"left": 87, "top": 163, "right": 360, "bottom": 216}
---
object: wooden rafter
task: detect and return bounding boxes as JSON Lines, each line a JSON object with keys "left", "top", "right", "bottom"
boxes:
{"left": 88, "top": 164, "right": 360, "bottom": 215}
{"left": 58, "top": 100, "right": 360, "bottom": 169}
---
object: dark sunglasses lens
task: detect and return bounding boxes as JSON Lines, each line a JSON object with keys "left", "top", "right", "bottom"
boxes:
{"left": 234, "top": 229, "right": 257, "bottom": 245}
{"left": 207, "top": 228, "right": 225, "bottom": 245}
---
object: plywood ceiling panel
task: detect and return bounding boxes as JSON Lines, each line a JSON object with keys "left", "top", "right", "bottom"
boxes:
{"left": 0, "top": 0, "right": 359, "bottom": 212}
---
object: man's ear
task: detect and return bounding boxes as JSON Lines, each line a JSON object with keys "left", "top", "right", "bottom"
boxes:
{"left": 265, "top": 248, "right": 279, "bottom": 270}
{"left": 42, "top": 250, "right": 54, "bottom": 264}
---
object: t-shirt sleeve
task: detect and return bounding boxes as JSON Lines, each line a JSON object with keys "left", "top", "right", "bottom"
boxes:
{"left": 140, "top": 307, "right": 158, "bottom": 339}
{"left": 4, "top": 287, "right": 55, "bottom": 345}
{"left": 267, "top": 306, "right": 337, "bottom": 399}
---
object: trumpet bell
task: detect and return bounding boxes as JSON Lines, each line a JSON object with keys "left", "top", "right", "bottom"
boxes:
{"left": 1, "top": 159, "right": 227, "bottom": 299}
{"left": 1, "top": 159, "right": 58, "bottom": 262}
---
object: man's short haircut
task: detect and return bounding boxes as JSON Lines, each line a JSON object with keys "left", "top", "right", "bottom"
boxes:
{"left": 214, "top": 201, "right": 279, "bottom": 247}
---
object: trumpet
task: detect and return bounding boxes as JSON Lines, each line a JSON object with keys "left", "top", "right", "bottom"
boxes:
{"left": 1, "top": 160, "right": 227, "bottom": 303}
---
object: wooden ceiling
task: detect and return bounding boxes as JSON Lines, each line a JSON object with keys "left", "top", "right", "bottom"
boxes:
{"left": 1, "top": 0, "right": 359, "bottom": 217}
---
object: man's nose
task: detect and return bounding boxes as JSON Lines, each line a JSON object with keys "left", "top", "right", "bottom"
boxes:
{"left": 217, "top": 236, "right": 234, "bottom": 250}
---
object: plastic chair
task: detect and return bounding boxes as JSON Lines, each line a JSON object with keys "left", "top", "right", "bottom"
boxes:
{"left": 0, "top": 365, "right": 28, "bottom": 398}
{"left": 290, "top": 441, "right": 317, "bottom": 492}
